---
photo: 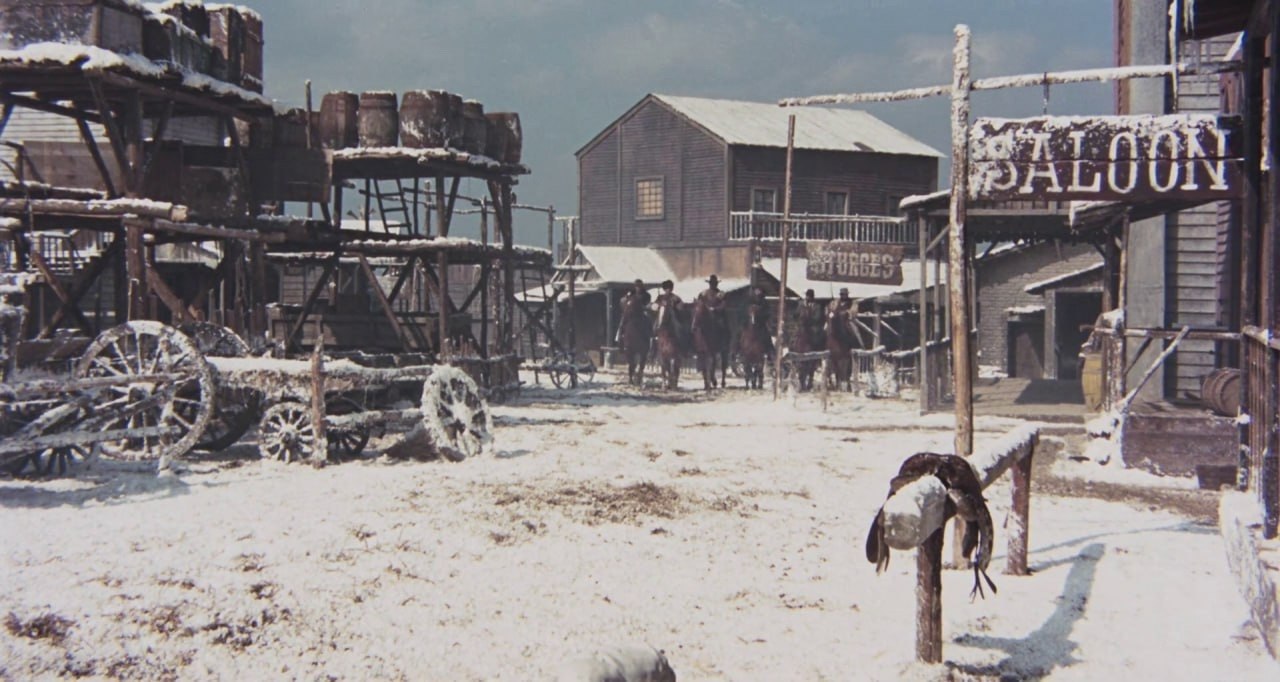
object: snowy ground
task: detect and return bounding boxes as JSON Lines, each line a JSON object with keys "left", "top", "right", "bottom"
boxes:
{"left": 2, "top": 372, "right": 1278, "bottom": 680}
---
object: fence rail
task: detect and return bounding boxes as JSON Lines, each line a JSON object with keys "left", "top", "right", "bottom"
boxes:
{"left": 1242, "top": 327, "right": 1279, "bottom": 539}
{"left": 729, "top": 211, "right": 916, "bottom": 243}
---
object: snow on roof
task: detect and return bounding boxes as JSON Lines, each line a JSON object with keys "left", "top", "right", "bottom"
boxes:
{"left": 576, "top": 245, "right": 676, "bottom": 286}
{"left": 0, "top": 42, "right": 278, "bottom": 112}
{"left": 899, "top": 189, "right": 950, "bottom": 211}
{"left": 653, "top": 94, "right": 942, "bottom": 158}
{"left": 758, "top": 257, "right": 940, "bottom": 300}
{"left": 1006, "top": 305, "right": 1046, "bottom": 315}
{"left": 331, "top": 146, "right": 527, "bottom": 173}
{"left": 1024, "top": 262, "right": 1104, "bottom": 294}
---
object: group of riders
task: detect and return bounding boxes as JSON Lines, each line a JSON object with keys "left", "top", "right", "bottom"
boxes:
{"left": 615, "top": 273, "right": 857, "bottom": 390}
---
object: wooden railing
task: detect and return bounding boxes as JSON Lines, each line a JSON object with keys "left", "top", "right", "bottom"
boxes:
{"left": 728, "top": 211, "right": 916, "bottom": 243}
{"left": 1242, "top": 326, "right": 1279, "bottom": 539}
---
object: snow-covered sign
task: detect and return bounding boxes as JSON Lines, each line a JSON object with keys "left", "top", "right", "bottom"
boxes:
{"left": 805, "top": 242, "right": 905, "bottom": 285}
{"left": 969, "top": 114, "right": 1242, "bottom": 201}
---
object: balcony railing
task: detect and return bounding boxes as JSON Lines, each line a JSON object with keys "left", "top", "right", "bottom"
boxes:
{"left": 729, "top": 211, "right": 916, "bottom": 244}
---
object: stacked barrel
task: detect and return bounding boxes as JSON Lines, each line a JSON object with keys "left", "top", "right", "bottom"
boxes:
{"left": 315, "top": 89, "right": 522, "bottom": 163}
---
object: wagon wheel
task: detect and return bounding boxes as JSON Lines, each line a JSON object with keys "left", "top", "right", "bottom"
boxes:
{"left": 324, "top": 396, "right": 370, "bottom": 460}
{"left": 259, "top": 401, "right": 322, "bottom": 463}
{"left": 0, "top": 398, "right": 91, "bottom": 477}
{"left": 421, "top": 367, "right": 492, "bottom": 462}
{"left": 181, "top": 323, "right": 260, "bottom": 452}
{"left": 75, "top": 321, "right": 215, "bottom": 463}
{"left": 548, "top": 353, "right": 571, "bottom": 388}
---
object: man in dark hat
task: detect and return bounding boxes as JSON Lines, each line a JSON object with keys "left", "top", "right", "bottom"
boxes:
{"left": 616, "top": 278, "right": 652, "bottom": 343}
{"left": 829, "top": 287, "right": 854, "bottom": 314}
{"left": 694, "top": 274, "right": 727, "bottom": 335}
{"left": 798, "top": 288, "right": 824, "bottom": 337}
{"left": 652, "top": 279, "right": 683, "bottom": 311}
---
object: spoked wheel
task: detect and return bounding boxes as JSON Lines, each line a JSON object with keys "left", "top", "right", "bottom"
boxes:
{"left": 0, "top": 398, "right": 90, "bottom": 477}
{"left": 421, "top": 367, "right": 493, "bottom": 462}
{"left": 324, "top": 396, "right": 370, "bottom": 460}
{"left": 75, "top": 321, "right": 215, "bottom": 463}
{"left": 181, "top": 323, "right": 259, "bottom": 452}
{"left": 259, "top": 401, "right": 322, "bottom": 463}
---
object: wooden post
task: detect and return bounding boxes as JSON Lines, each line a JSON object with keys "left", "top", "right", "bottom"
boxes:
{"left": 567, "top": 214, "right": 578, "bottom": 387}
{"left": 250, "top": 241, "right": 267, "bottom": 342}
{"left": 1008, "top": 446, "right": 1033, "bottom": 576}
{"left": 773, "top": 114, "right": 796, "bottom": 400}
{"left": 305, "top": 80, "right": 314, "bottom": 219}
{"left": 916, "top": 528, "right": 944, "bottom": 664}
{"left": 310, "top": 347, "right": 328, "bottom": 463}
{"left": 948, "top": 25, "right": 974, "bottom": 458}
{"left": 919, "top": 214, "right": 930, "bottom": 413}
{"left": 125, "top": 223, "right": 146, "bottom": 320}
{"left": 480, "top": 198, "right": 490, "bottom": 355}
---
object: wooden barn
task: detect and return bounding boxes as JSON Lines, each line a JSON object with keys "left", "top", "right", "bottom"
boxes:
{"left": 575, "top": 93, "right": 940, "bottom": 270}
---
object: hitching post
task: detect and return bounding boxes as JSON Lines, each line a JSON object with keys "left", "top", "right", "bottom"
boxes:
{"left": 773, "top": 115, "right": 796, "bottom": 400}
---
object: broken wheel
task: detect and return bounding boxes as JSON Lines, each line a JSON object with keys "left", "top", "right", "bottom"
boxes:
{"left": 258, "top": 401, "right": 322, "bottom": 463}
{"left": 420, "top": 367, "right": 492, "bottom": 462}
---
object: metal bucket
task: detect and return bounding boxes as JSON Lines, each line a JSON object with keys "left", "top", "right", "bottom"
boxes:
{"left": 358, "top": 91, "right": 398, "bottom": 148}
{"left": 400, "top": 90, "right": 447, "bottom": 148}
{"left": 461, "top": 99, "right": 487, "bottom": 154}
{"left": 319, "top": 91, "right": 359, "bottom": 150}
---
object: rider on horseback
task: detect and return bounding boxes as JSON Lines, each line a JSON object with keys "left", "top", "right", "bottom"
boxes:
{"left": 615, "top": 278, "right": 652, "bottom": 343}
{"left": 829, "top": 287, "right": 855, "bottom": 314}
{"left": 693, "top": 274, "right": 726, "bottom": 335}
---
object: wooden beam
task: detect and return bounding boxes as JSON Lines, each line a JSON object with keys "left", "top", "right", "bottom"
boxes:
{"left": 385, "top": 254, "right": 418, "bottom": 305}
{"left": 74, "top": 113, "right": 119, "bottom": 197}
{"left": 39, "top": 236, "right": 120, "bottom": 337}
{"left": 286, "top": 258, "right": 336, "bottom": 352}
{"left": 132, "top": 217, "right": 285, "bottom": 243}
{"left": 139, "top": 99, "right": 174, "bottom": 188}
{"left": 146, "top": 267, "right": 196, "bottom": 323}
{"left": 93, "top": 70, "right": 259, "bottom": 121}
{"left": 357, "top": 254, "right": 414, "bottom": 352}
{"left": 27, "top": 248, "right": 94, "bottom": 336}
{"left": 125, "top": 223, "right": 147, "bottom": 318}
{"left": 86, "top": 78, "right": 134, "bottom": 195}
{"left": 0, "top": 92, "right": 102, "bottom": 124}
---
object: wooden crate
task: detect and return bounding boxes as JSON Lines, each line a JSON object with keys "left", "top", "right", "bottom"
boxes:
{"left": 0, "top": 0, "right": 143, "bottom": 53}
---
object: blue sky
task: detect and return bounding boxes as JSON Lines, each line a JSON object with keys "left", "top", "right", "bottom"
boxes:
{"left": 256, "top": 0, "right": 1116, "bottom": 244}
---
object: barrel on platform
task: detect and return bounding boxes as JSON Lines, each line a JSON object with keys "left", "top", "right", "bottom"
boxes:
{"left": 485, "top": 112, "right": 523, "bottom": 164}
{"left": 274, "top": 108, "right": 310, "bottom": 148}
{"left": 208, "top": 5, "right": 244, "bottom": 86}
{"left": 320, "top": 91, "right": 359, "bottom": 149}
{"left": 444, "top": 92, "right": 465, "bottom": 148}
{"left": 461, "top": 100, "right": 487, "bottom": 155}
{"left": 358, "top": 92, "right": 398, "bottom": 148}
{"left": 400, "top": 90, "right": 448, "bottom": 148}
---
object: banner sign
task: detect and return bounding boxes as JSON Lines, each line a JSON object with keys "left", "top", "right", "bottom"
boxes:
{"left": 805, "top": 242, "right": 905, "bottom": 286}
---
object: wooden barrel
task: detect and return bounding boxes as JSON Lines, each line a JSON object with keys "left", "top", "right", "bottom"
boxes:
{"left": 485, "top": 112, "right": 522, "bottom": 164}
{"left": 400, "top": 90, "right": 447, "bottom": 148}
{"left": 461, "top": 100, "right": 487, "bottom": 154}
{"left": 1080, "top": 351, "right": 1103, "bottom": 412}
{"left": 273, "top": 108, "right": 309, "bottom": 148}
{"left": 358, "top": 92, "right": 398, "bottom": 148}
{"left": 208, "top": 5, "right": 244, "bottom": 86}
{"left": 319, "top": 91, "right": 359, "bottom": 149}
{"left": 163, "top": 2, "right": 210, "bottom": 38}
{"left": 444, "top": 92, "right": 465, "bottom": 148}
{"left": 1201, "top": 368, "right": 1241, "bottom": 417}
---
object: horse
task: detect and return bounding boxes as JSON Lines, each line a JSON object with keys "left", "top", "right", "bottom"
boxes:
{"left": 692, "top": 296, "right": 730, "bottom": 390}
{"left": 737, "top": 303, "right": 772, "bottom": 390}
{"left": 652, "top": 297, "right": 684, "bottom": 390}
{"left": 618, "top": 294, "right": 652, "bottom": 386}
{"left": 789, "top": 305, "right": 825, "bottom": 391}
{"left": 825, "top": 306, "right": 860, "bottom": 392}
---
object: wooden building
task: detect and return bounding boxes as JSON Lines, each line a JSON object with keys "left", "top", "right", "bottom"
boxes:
{"left": 575, "top": 93, "right": 940, "bottom": 271}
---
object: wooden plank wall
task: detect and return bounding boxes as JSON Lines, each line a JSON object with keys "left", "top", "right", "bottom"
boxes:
{"left": 1169, "top": 33, "right": 1240, "bottom": 399}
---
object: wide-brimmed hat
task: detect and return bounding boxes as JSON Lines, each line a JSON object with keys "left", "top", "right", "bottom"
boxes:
{"left": 805, "top": 289, "right": 815, "bottom": 298}
{"left": 633, "top": 278, "right": 644, "bottom": 286}
{"left": 661, "top": 279, "right": 674, "bottom": 290}
{"left": 839, "top": 287, "right": 850, "bottom": 296}
{"left": 706, "top": 274, "right": 720, "bottom": 285}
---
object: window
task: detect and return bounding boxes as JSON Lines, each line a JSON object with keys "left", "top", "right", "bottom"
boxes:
{"left": 885, "top": 194, "right": 906, "bottom": 216}
{"left": 825, "top": 191, "right": 848, "bottom": 215}
{"left": 636, "top": 177, "right": 664, "bottom": 219}
{"left": 751, "top": 187, "right": 777, "bottom": 213}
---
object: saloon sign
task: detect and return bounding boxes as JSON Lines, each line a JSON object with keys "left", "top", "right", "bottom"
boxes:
{"left": 968, "top": 114, "right": 1242, "bottom": 201}
{"left": 806, "top": 242, "right": 905, "bottom": 286}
